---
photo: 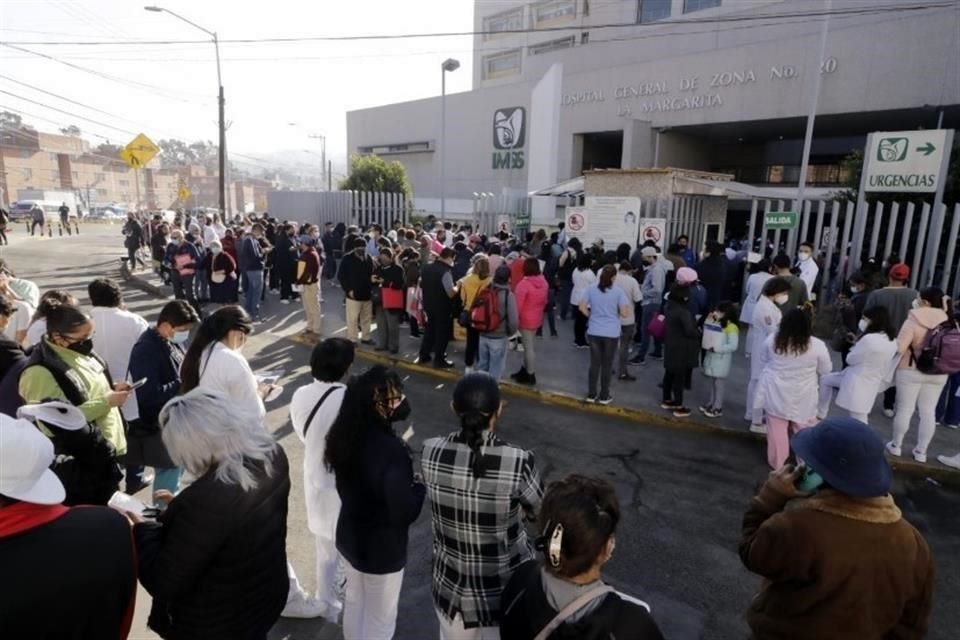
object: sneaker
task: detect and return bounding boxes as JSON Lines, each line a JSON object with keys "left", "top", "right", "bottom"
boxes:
{"left": 585, "top": 395, "right": 598, "bottom": 404}
{"left": 698, "top": 405, "right": 712, "bottom": 415}
{"left": 937, "top": 453, "right": 960, "bottom": 469}
{"left": 282, "top": 591, "right": 327, "bottom": 619}
{"left": 628, "top": 356, "right": 646, "bottom": 366}
{"left": 749, "top": 423, "right": 768, "bottom": 435}
{"left": 618, "top": 373, "right": 636, "bottom": 381}
{"left": 885, "top": 441, "right": 902, "bottom": 457}
{"left": 649, "top": 353, "right": 663, "bottom": 361}
{"left": 705, "top": 408, "right": 723, "bottom": 419}
{"left": 882, "top": 408, "right": 895, "bottom": 419}
{"left": 672, "top": 406, "right": 691, "bottom": 418}
{"left": 280, "top": 299, "right": 291, "bottom": 305}
{"left": 944, "top": 423, "right": 960, "bottom": 430}
{"left": 912, "top": 449, "right": 927, "bottom": 464}
{"left": 597, "top": 396, "right": 613, "bottom": 405}
{"left": 661, "top": 401, "right": 680, "bottom": 410}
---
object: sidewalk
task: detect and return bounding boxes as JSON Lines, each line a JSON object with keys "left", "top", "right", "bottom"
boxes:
{"left": 127, "top": 268, "right": 960, "bottom": 483}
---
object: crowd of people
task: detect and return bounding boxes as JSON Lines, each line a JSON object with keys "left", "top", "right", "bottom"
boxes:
{"left": 0, "top": 206, "right": 956, "bottom": 639}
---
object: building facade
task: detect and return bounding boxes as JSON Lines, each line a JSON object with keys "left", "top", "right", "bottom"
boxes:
{"left": 346, "top": 0, "right": 960, "bottom": 222}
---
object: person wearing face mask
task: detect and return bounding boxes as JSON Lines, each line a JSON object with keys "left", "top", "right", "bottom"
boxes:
{"left": 374, "top": 247, "right": 405, "bottom": 354}
{"left": 835, "top": 272, "right": 872, "bottom": 367}
{"left": 86, "top": 279, "right": 150, "bottom": 494}
{"left": 771, "top": 254, "right": 809, "bottom": 311}
{"left": 17, "top": 304, "right": 132, "bottom": 503}
{"left": 239, "top": 223, "right": 268, "bottom": 321}
{"left": 275, "top": 223, "right": 301, "bottom": 304}
{"left": 179, "top": 305, "right": 272, "bottom": 421}
{"left": 339, "top": 237, "right": 376, "bottom": 343}
{"left": 795, "top": 242, "right": 820, "bottom": 301}
{"left": 296, "top": 235, "right": 324, "bottom": 337}
{"left": 204, "top": 239, "right": 238, "bottom": 304}
{"left": 367, "top": 224, "right": 384, "bottom": 259}
{"left": 127, "top": 300, "right": 200, "bottom": 498}
{"left": 324, "top": 366, "right": 425, "bottom": 640}
{"left": 166, "top": 229, "right": 200, "bottom": 314}
{"left": 746, "top": 278, "right": 793, "bottom": 432}
{"left": 865, "top": 263, "right": 919, "bottom": 417}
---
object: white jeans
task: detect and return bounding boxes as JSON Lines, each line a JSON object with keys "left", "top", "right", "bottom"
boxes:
{"left": 343, "top": 561, "right": 404, "bottom": 640}
{"left": 315, "top": 534, "right": 343, "bottom": 614}
{"left": 892, "top": 368, "right": 948, "bottom": 454}
{"left": 436, "top": 609, "right": 501, "bottom": 640}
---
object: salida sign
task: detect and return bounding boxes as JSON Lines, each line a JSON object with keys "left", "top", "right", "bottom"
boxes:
{"left": 864, "top": 130, "right": 948, "bottom": 193}
{"left": 492, "top": 107, "right": 525, "bottom": 170}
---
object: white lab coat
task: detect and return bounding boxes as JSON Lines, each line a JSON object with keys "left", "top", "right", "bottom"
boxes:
{"left": 89, "top": 306, "right": 149, "bottom": 421}
{"left": 290, "top": 380, "right": 346, "bottom": 539}
{"left": 571, "top": 268, "right": 598, "bottom": 306}
{"left": 748, "top": 296, "right": 782, "bottom": 378}
{"left": 754, "top": 334, "right": 832, "bottom": 424}
{"left": 740, "top": 272, "right": 773, "bottom": 325}
{"left": 798, "top": 258, "right": 819, "bottom": 299}
{"left": 831, "top": 333, "right": 899, "bottom": 414}
{"left": 195, "top": 341, "right": 265, "bottom": 420}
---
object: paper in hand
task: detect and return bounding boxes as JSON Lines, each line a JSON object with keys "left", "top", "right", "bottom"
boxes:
{"left": 401, "top": 425, "right": 415, "bottom": 442}
{"left": 108, "top": 491, "right": 146, "bottom": 516}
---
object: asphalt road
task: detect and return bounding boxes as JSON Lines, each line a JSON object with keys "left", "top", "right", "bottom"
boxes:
{"left": 3, "top": 225, "right": 959, "bottom": 640}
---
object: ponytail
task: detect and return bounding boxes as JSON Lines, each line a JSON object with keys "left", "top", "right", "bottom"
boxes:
{"left": 452, "top": 373, "right": 501, "bottom": 478}
{"left": 180, "top": 305, "right": 252, "bottom": 393}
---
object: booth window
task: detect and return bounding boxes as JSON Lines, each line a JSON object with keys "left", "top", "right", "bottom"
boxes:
{"left": 529, "top": 36, "right": 576, "bottom": 56}
{"left": 483, "top": 8, "right": 524, "bottom": 39}
{"left": 484, "top": 49, "right": 522, "bottom": 79}
{"left": 533, "top": 0, "right": 577, "bottom": 28}
{"left": 639, "top": 0, "right": 672, "bottom": 23}
{"left": 684, "top": 0, "right": 721, "bottom": 12}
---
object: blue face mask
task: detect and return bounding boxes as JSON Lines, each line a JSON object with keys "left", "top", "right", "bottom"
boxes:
{"left": 171, "top": 330, "right": 190, "bottom": 345}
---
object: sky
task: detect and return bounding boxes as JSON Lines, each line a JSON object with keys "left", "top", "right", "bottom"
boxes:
{"left": 0, "top": 0, "right": 491, "bottom": 175}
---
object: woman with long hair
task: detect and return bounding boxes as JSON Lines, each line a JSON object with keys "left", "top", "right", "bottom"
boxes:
{"left": 421, "top": 373, "right": 543, "bottom": 637}
{"left": 754, "top": 308, "right": 832, "bottom": 468}
{"left": 511, "top": 258, "right": 549, "bottom": 386}
{"left": 132, "top": 388, "right": 290, "bottom": 640}
{"left": 179, "top": 305, "right": 271, "bottom": 421}
{"left": 458, "top": 255, "right": 492, "bottom": 371}
{"left": 739, "top": 258, "right": 773, "bottom": 354}
{"left": 500, "top": 475, "right": 665, "bottom": 639}
{"left": 745, "top": 277, "right": 792, "bottom": 430}
{"left": 537, "top": 240, "right": 559, "bottom": 338}
{"left": 570, "top": 252, "right": 597, "bottom": 348}
{"left": 324, "top": 365, "right": 425, "bottom": 640}
{"left": 580, "top": 264, "right": 630, "bottom": 404}
{"left": 818, "top": 306, "right": 898, "bottom": 423}
{"left": 888, "top": 287, "right": 950, "bottom": 462}
{"left": 661, "top": 283, "right": 701, "bottom": 418}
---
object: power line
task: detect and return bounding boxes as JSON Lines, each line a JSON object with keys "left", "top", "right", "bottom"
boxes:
{"left": 1, "top": 2, "right": 954, "bottom": 45}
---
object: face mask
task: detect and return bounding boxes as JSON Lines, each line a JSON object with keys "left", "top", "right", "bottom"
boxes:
{"left": 211, "top": 247, "right": 222, "bottom": 255}
{"left": 798, "top": 252, "right": 811, "bottom": 262}
{"left": 389, "top": 396, "right": 411, "bottom": 422}
{"left": 774, "top": 293, "right": 789, "bottom": 306}
{"left": 912, "top": 299, "right": 921, "bottom": 309}
{"left": 66, "top": 337, "right": 94, "bottom": 356}
{"left": 171, "top": 330, "right": 190, "bottom": 344}
{"left": 849, "top": 285, "right": 862, "bottom": 294}
{"left": 858, "top": 319, "right": 869, "bottom": 333}
{"left": 311, "top": 231, "right": 321, "bottom": 239}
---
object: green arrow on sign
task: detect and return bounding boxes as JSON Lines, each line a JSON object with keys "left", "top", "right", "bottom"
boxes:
{"left": 915, "top": 142, "right": 936, "bottom": 156}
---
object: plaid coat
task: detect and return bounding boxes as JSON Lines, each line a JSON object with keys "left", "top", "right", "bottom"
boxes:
{"left": 421, "top": 432, "right": 543, "bottom": 628}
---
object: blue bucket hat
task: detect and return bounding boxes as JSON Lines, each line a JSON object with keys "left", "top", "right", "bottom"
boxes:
{"left": 298, "top": 235, "right": 316, "bottom": 247}
{"left": 791, "top": 417, "right": 892, "bottom": 498}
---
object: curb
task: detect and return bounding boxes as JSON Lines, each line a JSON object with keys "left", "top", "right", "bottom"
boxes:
{"left": 124, "top": 271, "right": 171, "bottom": 299}
{"left": 286, "top": 334, "right": 960, "bottom": 488}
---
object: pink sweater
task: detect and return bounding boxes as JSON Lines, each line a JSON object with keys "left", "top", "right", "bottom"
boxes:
{"left": 896, "top": 306, "right": 949, "bottom": 369}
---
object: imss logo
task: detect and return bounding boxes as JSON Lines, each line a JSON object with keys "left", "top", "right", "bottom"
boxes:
{"left": 492, "top": 107, "right": 525, "bottom": 169}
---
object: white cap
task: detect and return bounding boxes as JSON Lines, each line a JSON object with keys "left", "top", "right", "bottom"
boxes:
{"left": 0, "top": 414, "right": 65, "bottom": 505}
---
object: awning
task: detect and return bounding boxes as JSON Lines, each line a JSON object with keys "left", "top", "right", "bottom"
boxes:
{"left": 676, "top": 176, "right": 835, "bottom": 201}
{"left": 531, "top": 176, "right": 584, "bottom": 198}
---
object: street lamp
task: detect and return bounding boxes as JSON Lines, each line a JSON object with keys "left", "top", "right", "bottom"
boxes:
{"left": 145, "top": 5, "right": 226, "bottom": 217}
{"left": 440, "top": 58, "right": 460, "bottom": 219}
{"left": 289, "top": 123, "right": 328, "bottom": 191}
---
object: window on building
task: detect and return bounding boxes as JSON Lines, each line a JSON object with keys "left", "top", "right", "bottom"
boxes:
{"left": 483, "top": 8, "right": 524, "bottom": 38}
{"left": 639, "top": 0, "right": 671, "bottom": 23}
{"left": 533, "top": 0, "right": 577, "bottom": 28}
{"left": 484, "top": 49, "right": 522, "bottom": 79}
{"left": 684, "top": 0, "right": 721, "bottom": 13}
{"left": 581, "top": 32, "right": 590, "bottom": 44}
{"left": 22, "top": 168, "right": 33, "bottom": 180}
{"left": 95, "top": 172, "right": 105, "bottom": 181}
{"left": 20, "top": 150, "right": 31, "bottom": 159}
{"left": 529, "top": 36, "right": 576, "bottom": 56}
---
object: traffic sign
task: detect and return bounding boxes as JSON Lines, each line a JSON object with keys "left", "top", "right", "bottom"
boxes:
{"left": 864, "top": 130, "right": 948, "bottom": 193}
{"left": 119, "top": 133, "right": 160, "bottom": 169}
{"left": 765, "top": 211, "right": 798, "bottom": 230}
{"left": 178, "top": 184, "right": 191, "bottom": 202}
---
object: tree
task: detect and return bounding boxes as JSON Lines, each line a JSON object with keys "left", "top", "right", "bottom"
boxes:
{"left": 339, "top": 154, "right": 412, "bottom": 197}
{"left": 96, "top": 142, "right": 122, "bottom": 157}
{"left": 157, "top": 138, "right": 219, "bottom": 170}
{"left": 0, "top": 111, "right": 23, "bottom": 130}
{"left": 835, "top": 142, "right": 960, "bottom": 203}
{"left": 59, "top": 125, "right": 82, "bottom": 137}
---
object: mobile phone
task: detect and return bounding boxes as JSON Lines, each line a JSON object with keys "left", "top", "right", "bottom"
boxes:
{"left": 795, "top": 464, "right": 825, "bottom": 492}
{"left": 129, "top": 377, "right": 148, "bottom": 390}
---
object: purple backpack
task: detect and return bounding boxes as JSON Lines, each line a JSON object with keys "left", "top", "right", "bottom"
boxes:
{"left": 915, "top": 320, "right": 960, "bottom": 375}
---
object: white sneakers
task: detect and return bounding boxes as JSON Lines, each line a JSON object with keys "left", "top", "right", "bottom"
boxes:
{"left": 885, "top": 441, "right": 902, "bottom": 457}
{"left": 882, "top": 409, "right": 895, "bottom": 419}
{"left": 937, "top": 454, "right": 960, "bottom": 470}
{"left": 281, "top": 589, "right": 340, "bottom": 621}
{"left": 749, "top": 423, "right": 767, "bottom": 435}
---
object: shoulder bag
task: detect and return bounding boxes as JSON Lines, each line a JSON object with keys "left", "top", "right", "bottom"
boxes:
{"left": 303, "top": 386, "right": 340, "bottom": 438}
{"left": 533, "top": 585, "right": 615, "bottom": 640}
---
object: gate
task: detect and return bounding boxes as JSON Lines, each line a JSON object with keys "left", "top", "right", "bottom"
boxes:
{"left": 265, "top": 190, "right": 408, "bottom": 229}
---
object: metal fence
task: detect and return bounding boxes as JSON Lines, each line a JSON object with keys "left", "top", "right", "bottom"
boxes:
{"left": 742, "top": 198, "right": 960, "bottom": 300}
{"left": 472, "top": 192, "right": 532, "bottom": 237}
{"left": 265, "top": 190, "right": 408, "bottom": 229}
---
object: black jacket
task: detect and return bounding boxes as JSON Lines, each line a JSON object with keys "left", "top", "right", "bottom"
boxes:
{"left": 0, "top": 506, "right": 137, "bottom": 640}
{"left": 130, "top": 328, "right": 183, "bottom": 428}
{"left": 339, "top": 252, "right": 374, "bottom": 301}
{"left": 663, "top": 300, "right": 701, "bottom": 373}
{"left": 0, "top": 336, "right": 25, "bottom": 382}
{"left": 335, "top": 425, "right": 425, "bottom": 574}
{"left": 134, "top": 449, "right": 291, "bottom": 640}
{"left": 421, "top": 260, "right": 454, "bottom": 316}
{"left": 697, "top": 254, "right": 727, "bottom": 310}
{"left": 501, "top": 561, "right": 664, "bottom": 640}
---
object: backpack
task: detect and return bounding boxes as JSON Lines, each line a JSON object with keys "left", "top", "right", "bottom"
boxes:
{"left": 470, "top": 285, "right": 504, "bottom": 333}
{"left": 915, "top": 319, "right": 960, "bottom": 375}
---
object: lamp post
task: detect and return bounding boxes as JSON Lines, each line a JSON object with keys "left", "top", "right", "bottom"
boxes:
{"left": 440, "top": 58, "right": 460, "bottom": 219}
{"left": 145, "top": 6, "right": 226, "bottom": 217}
{"left": 288, "top": 123, "right": 328, "bottom": 191}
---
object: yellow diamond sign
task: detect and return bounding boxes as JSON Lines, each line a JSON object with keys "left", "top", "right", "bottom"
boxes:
{"left": 178, "top": 184, "right": 191, "bottom": 201}
{"left": 120, "top": 133, "right": 159, "bottom": 169}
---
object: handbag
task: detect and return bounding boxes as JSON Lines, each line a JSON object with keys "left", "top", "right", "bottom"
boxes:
{"left": 211, "top": 270, "right": 226, "bottom": 284}
{"left": 382, "top": 287, "right": 404, "bottom": 310}
{"left": 533, "top": 585, "right": 614, "bottom": 640}
{"left": 647, "top": 312, "right": 667, "bottom": 340}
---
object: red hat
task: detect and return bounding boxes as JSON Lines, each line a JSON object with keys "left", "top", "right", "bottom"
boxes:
{"left": 889, "top": 263, "right": 910, "bottom": 281}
